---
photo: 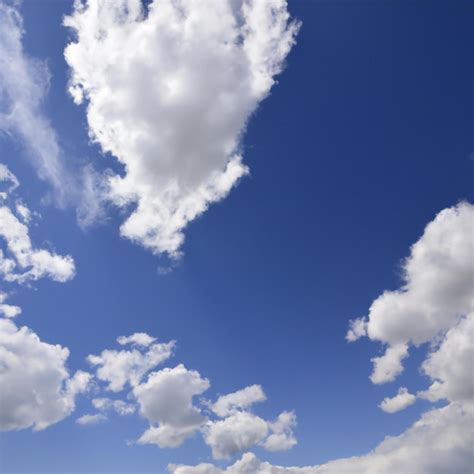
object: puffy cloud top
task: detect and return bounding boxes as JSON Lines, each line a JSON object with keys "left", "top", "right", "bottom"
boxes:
{"left": 64, "top": 0, "right": 300, "bottom": 257}
{"left": 0, "top": 319, "right": 90, "bottom": 431}
{"left": 348, "top": 202, "right": 474, "bottom": 384}
{"left": 0, "top": 165, "right": 75, "bottom": 284}
{"left": 135, "top": 364, "right": 210, "bottom": 448}
{"left": 211, "top": 384, "right": 266, "bottom": 417}
{"left": 87, "top": 337, "right": 175, "bottom": 391}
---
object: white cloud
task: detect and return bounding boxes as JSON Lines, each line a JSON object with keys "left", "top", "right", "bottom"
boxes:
{"left": 369, "top": 343, "right": 409, "bottom": 385}
{"left": 92, "top": 397, "right": 136, "bottom": 416}
{"left": 0, "top": 3, "right": 70, "bottom": 202}
{"left": 76, "top": 413, "right": 107, "bottom": 425}
{"left": 348, "top": 202, "right": 474, "bottom": 384}
{"left": 0, "top": 318, "right": 91, "bottom": 431}
{"left": 203, "top": 411, "right": 269, "bottom": 460}
{"left": 84, "top": 334, "right": 296, "bottom": 458}
{"left": 87, "top": 338, "right": 175, "bottom": 392}
{"left": 64, "top": 0, "right": 300, "bottom": 258}
{"left": 0, "top": 204, "right": 75, "bottom": 283}
{"left": 211, "top": 384, "right": 266, "bottom": 418}
{"left": 369, "top": 202, "right": 473, "bottom": 343}
{"left": 134, "top": 364, "right": 210, "bottom": 448}
{"left": 379, "top": 387, "right": 416, "bottom": 414}
{"left": 0, "top": 164, "right": 75, "bottom": 284}
{"left": 345, "top": 317, "right": 367, "bottom": 342}
{"left": 0, "top": 163, "right": 19, "bottom": 196}
{"left": 15, "top": 201, "right": 31, "bottom": 223}
{"left": 0, "top": 291, "right": 21, "bottom": 318}
{"left": 117, "top": 332, "right": 157, "bottom": 347}
{"left": 170, "top": 403, "right": 474, "bottom": 474}
{"left": 419, "top": 313, "right": 474, "bottom": 408}
{"left": 204, "top": 386, "right": 296, "bottom": 458}
{"left": 262, "top": 411, "right": 297, "bottom": 451}
{"left": 171, "top": 203, "right": 474, "bottom": 471}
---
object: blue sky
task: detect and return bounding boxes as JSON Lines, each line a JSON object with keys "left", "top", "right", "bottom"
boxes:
{"left": 0, "top": 1, "right": 473, "bottom": 473}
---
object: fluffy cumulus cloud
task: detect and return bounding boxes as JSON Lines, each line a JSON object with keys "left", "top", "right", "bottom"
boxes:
{"left": 0, "top": 318, "right": 91, "bottom": 431}
{"left": 87, "top": 336, "right": 175, "bottom": 392}
{"left": 261, "top": 411, "right": 297, "bottom": 452}
{"left": 347, "top": 202, "right": 474, "bottom": 384}
{"left": 419, "top": 313, "right": 474, "bottom": 409}
{"left": 82, "top": 333, "right": 297, "bottom": 458}
{"left": 203, "top": 411, "right": 269, "bottom": 460}
{"left": 171, "top": 203, "right": 474, "bottom": 472}
{"left": 0, "top": 165, "right": 75, "bottom": 284}
{"left": 211, "top": 384, "right": 266, "bottom": 418}
{"left": 0, "top": 291, "right": 21, "bottom": 318}
{"left": 170, "top": 403, "right": 474, "bottom": 473}
{"left": 379, "top": 387, "right": 416, "bottom": 414}
{"left": 0, "top": 204, "right": 75, "bottom": 283}
{"left": 135, "top": 364, "right": 210, "bottom": 448}
{"left": 369, "top": 343, "right": 408, "bottom": 385}
{"left": 0, "top": 2, "right": 69, "bottom": 202}
{"left": 64, "top": 0, "right": 300, "bottom": 258}
{"left": 0, "top": 163, "right": 85, "bottom": 432}
{"left": 203, "top": 385, "right": 296, "bottom": 459}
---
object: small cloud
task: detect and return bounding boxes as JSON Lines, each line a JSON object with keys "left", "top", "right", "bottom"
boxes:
{"left": 76, "top": 413, "right": 107, "bottom": 426}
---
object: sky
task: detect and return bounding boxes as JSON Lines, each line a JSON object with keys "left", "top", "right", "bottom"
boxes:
{"left": 0, "top": 0, "right": 473, "bottom": 473}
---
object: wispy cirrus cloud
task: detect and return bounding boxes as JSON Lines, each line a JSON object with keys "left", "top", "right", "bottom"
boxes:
{"left": 0, "top": 2, "right": 69, "bottom": 203}
{"left": 0, "top": 3, "right": 108, "bottom": 227}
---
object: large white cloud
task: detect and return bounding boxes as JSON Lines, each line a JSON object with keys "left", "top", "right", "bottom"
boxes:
{"left": 0, "top": 318, "right": 91, "bottom": 431}
{"left": 347, "top": 202, "right": 474, "bottom": 384}
{"left": 64, "top": 0, "right": 300, "bottom": 258}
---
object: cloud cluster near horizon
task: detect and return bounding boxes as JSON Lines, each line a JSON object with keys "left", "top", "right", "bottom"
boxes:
{"left": 64, "top": 0, "right": 300, "bottom": 258}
